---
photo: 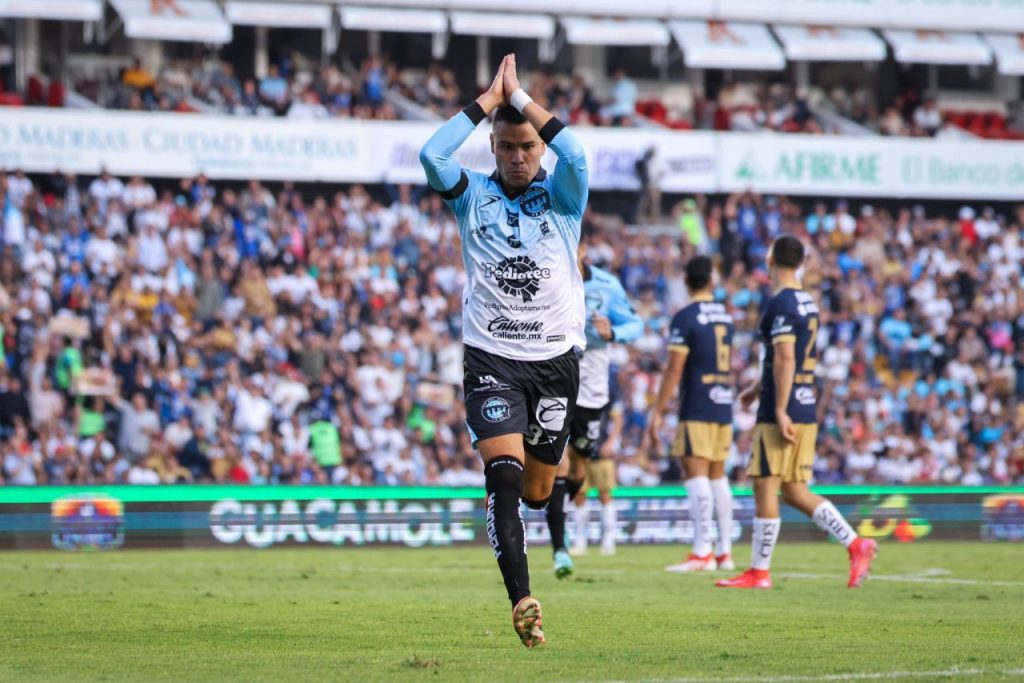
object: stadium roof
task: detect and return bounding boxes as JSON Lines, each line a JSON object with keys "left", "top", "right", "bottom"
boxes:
{"left": 450, "top": 11, "right": 555, "bottom": 40}
{"left": 772, "top": 25, "right": 887, "bottom": 62}
{"left": 983, "top": 33, "right": 1024, "bottom": 76}
{"left": 669, "top": 20, "right": 785, "bottom": 71}
{"left": 882, "top": 30, "right": 992, "bottom": 66}
{"left": 109, "top": 0, "right": 231, "bottom": 43}
{"left": 225, "top": 1, "right": 332, "bottom": 29}
{"left": 560, "top": 17, "right": 671, "bottom": 46}
{"left": 340, "top": 5, "right": 447, "bottom": 34}
{"left": 0, "top": 0, "right": 100, "bottom": 21}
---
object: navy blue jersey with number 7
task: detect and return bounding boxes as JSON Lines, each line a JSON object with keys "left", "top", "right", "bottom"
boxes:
{"left": 757, "top": 288, "right": 820, "bottom": 425}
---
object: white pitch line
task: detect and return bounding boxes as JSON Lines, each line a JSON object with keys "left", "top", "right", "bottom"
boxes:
{"left": 603, "top": 666, "right": 1020, "bottom": 683}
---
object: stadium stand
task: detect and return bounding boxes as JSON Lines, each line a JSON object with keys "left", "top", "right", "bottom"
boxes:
{"left": 0, "top": 170, "right": 1021, "bottom": 487}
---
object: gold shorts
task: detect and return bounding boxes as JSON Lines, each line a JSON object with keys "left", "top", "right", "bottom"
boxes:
{"left": 673, "top": 421, "right": 733, "bottom": 462}
{"left": 748, "top": 423, "right": 818, "bottom": 483}
{"left": 585, "top": 459, "right": 616, "bottom": 491}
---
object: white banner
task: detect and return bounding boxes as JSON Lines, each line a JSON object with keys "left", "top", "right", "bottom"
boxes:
{"left": 381, "top": 123, "right": 717, "bottom": 192}
{"left": 717, "top": 133, "right": 1024, "bottom": 200}
{"left": 4, "top": 108, "right": 1024, "bottom": 200}
{"left": 0, "top": 109, "right": 376, "bottom": 182}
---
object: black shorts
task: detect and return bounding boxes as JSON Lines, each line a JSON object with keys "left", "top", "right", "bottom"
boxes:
{"left": 463, "top": 345, "right": 580, "bottom": 466}
{"left": 568, "top": 403, "right": 610, "bottom": 460}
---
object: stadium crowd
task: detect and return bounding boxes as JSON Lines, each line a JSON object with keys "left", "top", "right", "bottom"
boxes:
{"left": 0, "top": 167, "right": 1021, "bottom": 488}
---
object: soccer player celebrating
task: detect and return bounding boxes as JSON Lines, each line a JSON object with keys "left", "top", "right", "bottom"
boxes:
{"left": 648, "top": 256, "right": 736, "bottom": 573}
{"left": 419, "top": 54, "right": 587, "bottom": 647}
{"left": 546, "top": 242, "right": 642, "bottom": 574}
{"left": 717, "top": 236, "right": 877, "bottom": 590}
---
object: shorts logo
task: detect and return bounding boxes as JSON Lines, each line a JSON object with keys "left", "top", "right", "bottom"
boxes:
{"left": 536, "top": 396, "right": 568, "bottom": 432}
{"left": 481, "top": 397, "right": 511, "bottom": 423}
{"left": 483, "top": 256, "right": 551, "bottom": 302}
{"left": 521, "top": 186, "right": 551, "bottom": 218}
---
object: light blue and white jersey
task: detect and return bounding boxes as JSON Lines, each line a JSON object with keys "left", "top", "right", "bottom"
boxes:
{"left": 578, "top": 265, "right": 643, "bottom": 409}
{"left": 419, "top": 107, "right": 589, "bottom": 361}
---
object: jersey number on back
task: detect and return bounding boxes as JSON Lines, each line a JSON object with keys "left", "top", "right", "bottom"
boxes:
{"left": 803, "top": 317, "right": 819, "bottom": 372}
{"left": 714, "top": 325, "right": 730, "bottom": 373}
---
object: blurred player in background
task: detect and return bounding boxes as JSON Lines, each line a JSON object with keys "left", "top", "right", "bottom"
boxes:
{"left": 546, "top": 242, "right": 642, "bottom": 575}
{"left": 648, "top": 256, "right": 736, "bottom": 573}
{"left": 717, "top": 236, "right": 877, "bottom": 590}
{"left": 420, "top": 54, "right": 588, "bottom": 646}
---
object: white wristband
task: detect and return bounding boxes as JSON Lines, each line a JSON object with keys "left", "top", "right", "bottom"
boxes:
{"left": 509, "top": 88, "right": 533, "bottom": 114}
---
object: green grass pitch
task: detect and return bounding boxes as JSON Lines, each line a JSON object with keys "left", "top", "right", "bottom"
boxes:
{"left": 2, "top": 543, "right": 1022, "bottom": 682}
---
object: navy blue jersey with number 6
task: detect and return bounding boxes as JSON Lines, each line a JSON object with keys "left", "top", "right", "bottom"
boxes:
{"left": 667, "top": 295, "right": 735, "bottom": 425}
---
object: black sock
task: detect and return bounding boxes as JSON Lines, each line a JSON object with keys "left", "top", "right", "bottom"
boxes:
{"left": 485, "top": 457, "right": 530, "bottom": 606}
{"left": 566, "top": 477, "right": 584, "bottom": 500}
{"left": 546, "top": 477, "right": 568, "bottom": 554}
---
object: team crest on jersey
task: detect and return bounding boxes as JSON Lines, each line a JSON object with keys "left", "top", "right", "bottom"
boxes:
{"left": 481, "top": 396, "right": 511, "bottom": 423}
{"left": 520, "top": 186, "right": 551, "bottom": 218}
{"left": 483, "top": 256, "right": 551, "bottom": 302}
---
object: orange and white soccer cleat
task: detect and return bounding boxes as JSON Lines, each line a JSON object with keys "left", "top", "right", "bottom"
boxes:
{"left": 715, "top": 553, "right": 735, "bottom": 571}
{"left": 512, "top": 596, "right": 546, "bottom": 648}
{"left": 715, "top": 568, "right": 772, "bottom": 589}
{"left": 665, "top": 553, "right": 717, "bottom": 573}
{"left": 847, "top": 538, "right": 878, "bottom": 588}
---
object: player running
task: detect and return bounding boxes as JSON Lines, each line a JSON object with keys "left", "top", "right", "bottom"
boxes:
{"left": 546, "top": 242, "right": 642, "bottom": 575}
{"left": 648, "top": 256, "right": 736, "bottom": 573}
{"left": 420, "top": 54, "right": 588, "bottom": 647}
{"left": 716, "top": 236, "right": 877, "bottom": 590}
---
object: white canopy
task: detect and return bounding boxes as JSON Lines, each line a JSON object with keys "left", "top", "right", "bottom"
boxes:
{"left": 716, "top": 0, "right": 1024, "bottom": 33}
{"left": 772, "top": 25, "right": 886, "bottom": 62}
{"left": 226, "top": 1, "right": 331, "bottom": 29}
{"left": 109, "top": 0, "right": 231, "bottom": 43}
{"left": 882, "top": 30, "right": 992, "bottom": 66}
{"left": 560, "top": 16, "right": 671, "bottom": 46}
{"left": 449, "top": 11, "right": 555, "bottom": 40}
{"left": 339, "top": 5, "right": 446, "bottom": 34}
{"left": 984, "top": 33, "right": 1024, "bottom": 76}
{"left": 349, "top": 0, "right": 711, "bottom": 18}
{"left": 0, "top": 0, "right": 100, "bottom": 20}
{"left": 670, "top": 20, "right": 785, "bottom": 70}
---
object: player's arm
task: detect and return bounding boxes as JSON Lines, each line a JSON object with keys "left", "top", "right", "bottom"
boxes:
{"left": 419, "top": 60, "right": 506, "bottom": 202}
{"left": 773, "top": 340, "right": 797, "bottom": 444}
{"left": 607, "top": 282, "right": 644, "bottom": 343}
{"left": 647, "top": 316, "right": 689, "bottom": 449}
{"left": 503, "top": 54, "right": 588, "bottom": 219}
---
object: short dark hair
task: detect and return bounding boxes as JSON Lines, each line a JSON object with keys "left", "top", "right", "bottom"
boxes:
{"left": 684, "top": 256, "right": 713, "bottom": 290}
{"left": 771, "top": 235, "right": 805, "bottom": 269}
{"left": 493, "top": 105, "right": 527, "bottom": 126}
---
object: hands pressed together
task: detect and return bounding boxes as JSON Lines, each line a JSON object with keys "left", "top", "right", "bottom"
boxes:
{"left": 479, "top": 54, "right": 523, "bottom": 112}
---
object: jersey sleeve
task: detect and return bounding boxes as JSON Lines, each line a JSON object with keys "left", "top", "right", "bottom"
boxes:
{"left": 542, "top": 120, "right": 588, "bottom": 222}
{"left": 419, "top": 104, "right": 486, "bottom": 216}
{"left": 667, "top": 310, "right": 691, "bottom": 352}
{"left": 608, "top": 280, "right": 643, "bottom": 343}
{"left": 768, "top": 297, "right": 798, "bottom": 346}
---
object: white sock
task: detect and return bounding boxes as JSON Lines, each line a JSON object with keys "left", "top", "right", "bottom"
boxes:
{"left": 751, "top": 517, "right": 781, "bottom": 571}
{"left": 685, "top": 476, "right": 714, "bottom": 557}
{"left": 710, "top": 477, "right": 733, "bottom": 557}
{"left": 573, "top": 500, "right": 589, "bottom": 545}
{"left": 601, "top": 500, "right": 617, "bottom": 541}
{"left": 812, "top": 500, "right": 857, "bottom": 548}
